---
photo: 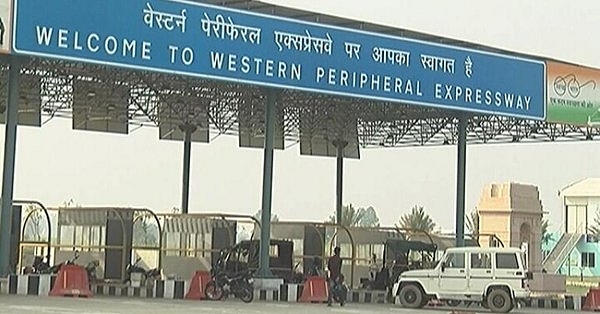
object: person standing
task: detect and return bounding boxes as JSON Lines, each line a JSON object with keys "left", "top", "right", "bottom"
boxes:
{"left": 327, "top": 247, "right": 343, "bottom": 306}
{"left": 369, "top": 253, "right": 379, "bottom": 281}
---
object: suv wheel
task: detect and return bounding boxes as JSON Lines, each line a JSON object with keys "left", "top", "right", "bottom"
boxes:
{"left": 398, "top": 284, "right": 424, "bottom": 309}
{"left": 486, "top": 288, "right": 512, "bottom": 313}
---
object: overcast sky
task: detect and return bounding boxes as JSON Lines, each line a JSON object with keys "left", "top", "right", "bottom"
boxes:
{"left": 2, "top": 0, "right": 600, "bottom": 234}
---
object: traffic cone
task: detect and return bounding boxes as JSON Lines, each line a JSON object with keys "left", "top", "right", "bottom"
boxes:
{"left": 299, "top": 276, "right": 328, "bottom": 303}
{"left": 185, "top": 271, "right": 212, "bottom": 300}
{"left": 49, "top": 264, "right": 92, "bottom": 298}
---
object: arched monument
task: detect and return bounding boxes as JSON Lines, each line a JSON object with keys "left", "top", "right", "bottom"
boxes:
{"left": 476, "top": 182, "right": 566, "bottom": 293}
{"left": 476, "top": 182, "right": 543, "bottom": 272}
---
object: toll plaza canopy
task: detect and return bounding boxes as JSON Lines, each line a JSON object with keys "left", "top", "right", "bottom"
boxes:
{"left": 6, "top": 0, "right": 600, "bottom": 146}
{"left": 4, "top": 0, "right": 599, "bottom": 147}
{"left": 0, "top": 0, "right": 598, "bottom": 276}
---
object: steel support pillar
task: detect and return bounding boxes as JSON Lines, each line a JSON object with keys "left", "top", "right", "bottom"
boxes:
{"left": 333, "top": 140, "right": 348, "bottom": 225}
{"left": 179, "top": 124, "right": 196, "bottom": 214}
{"left": 0, "top": 57, "right": 21, "bottom": 276}
{"left": 257, "top": 89, "right": 277, "bottom": 278}
{"left": 455, "top": 115, "right": 468, "bottom": 247}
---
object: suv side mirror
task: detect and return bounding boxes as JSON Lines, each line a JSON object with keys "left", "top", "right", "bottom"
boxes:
{"left": 440, "top": 261, "right": 446, "bottom": 272}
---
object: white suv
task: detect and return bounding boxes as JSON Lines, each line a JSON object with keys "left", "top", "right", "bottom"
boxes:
{"left": 392, "top": 247, "right": 531, "bottom": 313}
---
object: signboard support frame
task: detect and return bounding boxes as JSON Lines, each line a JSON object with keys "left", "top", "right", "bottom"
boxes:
{"left": 334, "top": 139, "right": 348, "bottom": 226}
{"left": 258, "top": 88, "right": 278, "bottom": 278}
{"left": 180, "top": 124, "right": 196, "bottom": 214}
{"left": 455, "top": 114, "right": 468, "bottom": 247}
{"left": 0, "top": 55, "right": 21, "bottom": 276}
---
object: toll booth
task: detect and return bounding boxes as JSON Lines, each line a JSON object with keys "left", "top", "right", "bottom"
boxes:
{"left": 337, "top": 227, "right": 406, "bottom": 288}
{"left": 160, "top": 214, "right": 238, "bottom": 280}
{"left": 303, "top": 225, "right": 325, "bottom": 275}
{"left": 271, "top": 222, "right": 327, "bottom": 274}
{"left": 218, "top": 239, "right": 294, "bottom": 280}
{"left": 17, "top": 202, "right": 52, "bottom": 275}
{"left": 56, "top": 208, "right": 135, "bottom": 280}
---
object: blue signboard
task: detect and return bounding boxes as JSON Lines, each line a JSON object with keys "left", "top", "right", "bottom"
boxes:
{"left": 12, "top": 0, "right": 546, "bottom": 119}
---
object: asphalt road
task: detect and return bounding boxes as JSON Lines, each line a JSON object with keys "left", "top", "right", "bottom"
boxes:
{"left": 0, "top": 295, "right": 578, "bottom": 314}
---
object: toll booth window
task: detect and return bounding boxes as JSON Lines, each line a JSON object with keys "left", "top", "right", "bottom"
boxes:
{"left": 78, "top": 226, "right": 104, "bottom": 251}
{"left": 184, "top": 234, "right": 196, "bottom": 257}
{"left": 60, "top": 226, "right": 75, "bottom": 246}
{"left": 471, "top": 253, "right": 492, "bottom": 269}
{"left": 269, "top": 245, "right": 279, "bottom": 258}
{"left": 90, "top": 226, "right": 103, "bottom": 248}
{"left": 357, "top": 245, "right": 369, "bottom": 265}
{"left": 496, "top": 253, "right": 519, "bottom": 269}
{"left": 340, "top": 244, "right": 352, "bottom": 265}
{"left": 75, "top": 226, "right": 87, "bottom": 247}
{"left": 164, "top": 233, "right": 179, "bottom": 256}
{"left": 445, "top": 253, "right": 465, "bottom": 268}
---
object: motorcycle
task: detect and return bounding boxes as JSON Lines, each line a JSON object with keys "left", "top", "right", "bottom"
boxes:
{"left": 22, "top": 255, "right": 49, "bottom": 274}
{"left": 205, "top": 249, "right": 254, "bottom": 303}
{"left": 145, "top": 267, "right": 161, "bottom": 280}
{"left": 289, "top": 262, "right": 304, "bottom": 284}
{"left": 24, "top": 251, "right": 100, "bottom": 284}
{"left": 205, "top": 269, "right": 254, "bottom": 303}
{"left": 124, "top": 257, "right": 161, "bottom": 284}
{"left": 32, "top": 256, "right": 51, "bottom": 273}
{"left": 48, "top": 250, "right": 80, "bottom": 274}
{"left": 85, "top": 260, "right": 100, "bottom": 282}
{"left": 25, "top": 251, "right": 80, "bottom": 275}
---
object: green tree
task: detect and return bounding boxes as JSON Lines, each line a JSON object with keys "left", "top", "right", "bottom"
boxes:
{"left": 360, "top": 206, "right": 381, "bottom": 227}
{"left": 23, "top": 205, "right": 45, "bottom": 242}
{"left": 326, "top": 204, "right": 380, "bottom": 227}
{"left": 397, "top": 205, "right": 437, "bottom": 234}
{"left": 133, "top": 215, "right": 159, "bottom": 247}
{"left": 541, "top": 218, "right": 552, "bottom": 246}
{"left": 589, "top": 210, "right": 600, "bottom": 239}
{"left": 465, "top": 210, "right": 479, "bottom": 241}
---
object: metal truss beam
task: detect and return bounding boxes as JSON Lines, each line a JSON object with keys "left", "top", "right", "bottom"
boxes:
{"left": 10, "top": 57, "right": 600, "bottom": 155}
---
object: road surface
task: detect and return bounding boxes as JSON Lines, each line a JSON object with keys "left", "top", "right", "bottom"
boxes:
{"left": 0, "top": 295, "right": 576, "bottom": 314}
